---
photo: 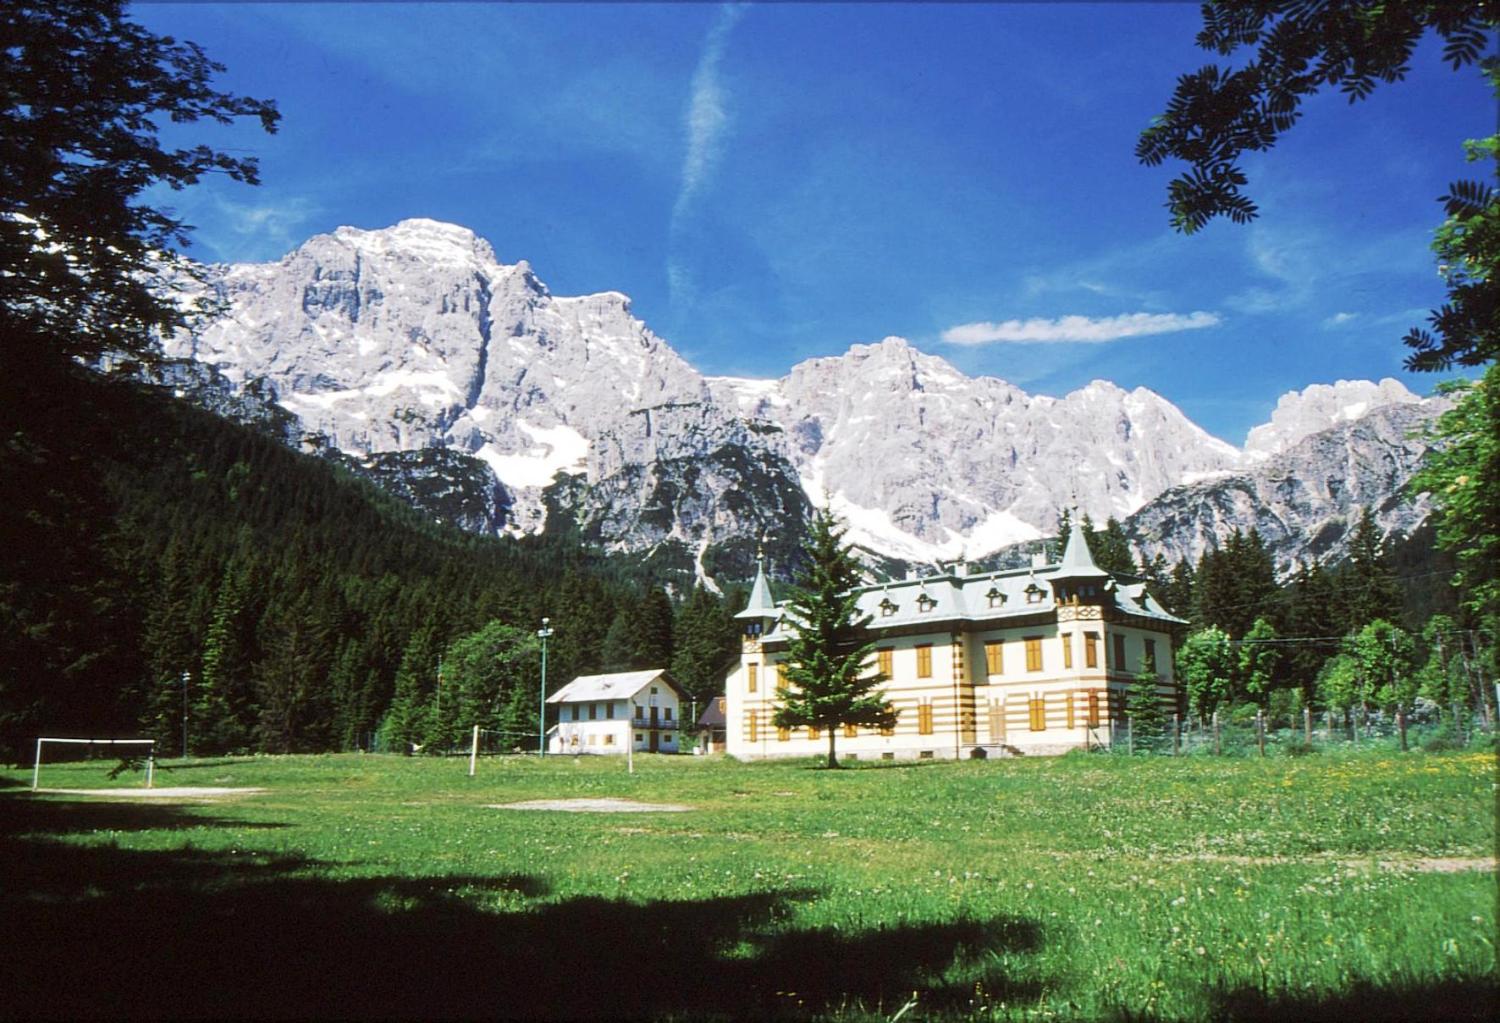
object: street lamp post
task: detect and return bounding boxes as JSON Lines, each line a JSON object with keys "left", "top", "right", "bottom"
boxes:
{"left": 181, "top": 670, "right": 190, "bottom": 759}
{"left": 537, "top": 617, "right": 553, "bottom": 756}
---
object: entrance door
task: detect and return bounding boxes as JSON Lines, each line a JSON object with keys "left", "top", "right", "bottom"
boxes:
{"left": 649, "top": 730, "right": 659, "bottom": 752}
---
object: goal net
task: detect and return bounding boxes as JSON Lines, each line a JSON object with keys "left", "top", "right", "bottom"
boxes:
{"left": 32, "top": 738, "right": 156, "bottom": 791}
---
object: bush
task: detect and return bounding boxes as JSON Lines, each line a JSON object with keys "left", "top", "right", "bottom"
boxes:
{"left": 1281, "top": 739, "right": 1317, "bottom": 758}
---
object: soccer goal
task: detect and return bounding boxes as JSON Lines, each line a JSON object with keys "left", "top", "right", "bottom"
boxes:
{"left": 32, "top": 737, "right": 156, "bottom": 791}
{"left": 465, "top": 725, "right": 536, "bottom": 775}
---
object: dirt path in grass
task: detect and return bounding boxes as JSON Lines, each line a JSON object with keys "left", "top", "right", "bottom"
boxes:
{"left": 33, "top": 786, "right": 267, "bottom": 801}
{"left": 489, "top": 798, "right": 692, "bottom": 813}
{"left": 1166, "top": 853, "right": 1496, "bottom": 873}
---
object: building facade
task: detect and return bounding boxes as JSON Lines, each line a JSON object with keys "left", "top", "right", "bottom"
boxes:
{"left": 546, "top": 669, "right": 684, "bottom": 754}
{"left": 724, "top": 521, "right": 1185, "bottom": 759}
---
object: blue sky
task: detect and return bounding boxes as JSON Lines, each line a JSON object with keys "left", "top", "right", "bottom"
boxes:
{"left": 134, "top": 2, "right": 1494, "bottom": 445}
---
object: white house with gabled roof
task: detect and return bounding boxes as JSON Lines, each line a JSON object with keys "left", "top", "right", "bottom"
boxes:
{"left": 546, "top": 669, "right": 685, "bottom": 754}
{"left": 725, "top": 519, "right": 1186, "bottom": 759}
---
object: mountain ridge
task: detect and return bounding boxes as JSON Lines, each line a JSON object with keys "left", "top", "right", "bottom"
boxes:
{"left": 164, "top": 218, "right": 1445, "bottom": 582}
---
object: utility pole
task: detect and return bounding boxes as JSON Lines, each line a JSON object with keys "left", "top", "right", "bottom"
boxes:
{"left": 181, "top": 670, "right": 190, "bottom": 759}
{"left": 537, "top": 618, "right": 553, "bottom": 756}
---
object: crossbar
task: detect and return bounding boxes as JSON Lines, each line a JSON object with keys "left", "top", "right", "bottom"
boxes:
{"left": 33, "top": 737, "right": 156, "bottom": 791}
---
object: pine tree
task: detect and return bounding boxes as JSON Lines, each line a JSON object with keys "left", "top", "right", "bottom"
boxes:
{"left": 252, "top": 595, "right": 331, "bottom": 753}
{"left": 1162, "top": 559, "right": 1195, "bottom": 620}
{"left": 601, "top": 587, "right": 675, "bottom": 671}
{"left": 670, "top": 586, "right": 739, "bottom": 707}
{"left": 196, "top": 564, "right": 254, "bottom": 753}
{"left": 1282, "top": 560, "right": 1340, "bottom": 703}
{"left": 1091, "top": 517, "right": 1137, "bottom": 576}
{"left": 1052, "top": 507, "right": 1073, "bottom": 561}
{"left": 1192, "top": 542, "right": 1236, "bottom": 634}
{"left": 382, "top": 626, "right": 439, "bottom": 754}
{"left": 1339, "top": 508, "right": 1402, "bottom": 632}
{"left": 1126, "top": 651, "right": 1168, "bottom": 751}
{"left": 772, "top": 509, "right": 896, "bottom": 768}
{"left": 1226, "top": 529, "right": 1278, "bottom": 638}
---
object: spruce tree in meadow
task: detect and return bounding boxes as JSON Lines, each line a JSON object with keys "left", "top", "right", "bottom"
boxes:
{"left": 773, "top": 509, "right": 896, "bottom": 768}
{"left": 1126, "top": 651, "right": 1168, "bottom": 750}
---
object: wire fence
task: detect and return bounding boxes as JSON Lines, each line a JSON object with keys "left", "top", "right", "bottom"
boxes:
{"left": 1103, "top": 703, "right": 1497, "bottom": 757}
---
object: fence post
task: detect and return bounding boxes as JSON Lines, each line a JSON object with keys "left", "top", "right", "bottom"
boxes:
{"left": 1303, "top": 707, "right": 1311, "bottom": 745}
{"left": 1213, "top": 711, "right": 1220, "bottom": 755}
{"left": 1453, "top": 701, "right": 1465, "bottom": 745}
{"left": 1173, "top": 713, "right": 1180, "bottom": 756}
{"left": 1127, "top": 716, "right": 1134, "bottom": 756}
{"left": 1256, "top": 710, "right": 1265, "bottom": 757}
{"left": 1397, "top": 708, "right": 1408, "bottom": 752}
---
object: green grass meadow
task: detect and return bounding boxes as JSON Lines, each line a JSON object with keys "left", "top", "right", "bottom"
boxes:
{"left": 2, "top": 749, "right": 1495, "bottom": 1020}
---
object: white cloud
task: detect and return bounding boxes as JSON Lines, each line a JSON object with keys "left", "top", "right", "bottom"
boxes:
{"left": 1323, "top": 311, "right": 1359, "bottom": 328}
{"left": 675, "top": 4, "right": 744, "bottom": 220}
{"left": 941, "top": 311, "right": 1221, "bottom": 345}
{"left": 668, "top": 4, "right": 745, "bottom": 311}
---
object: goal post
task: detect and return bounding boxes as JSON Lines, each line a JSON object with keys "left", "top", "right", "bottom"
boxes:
{"left": 32, "top": 737, "right": 156, "bottom": 791}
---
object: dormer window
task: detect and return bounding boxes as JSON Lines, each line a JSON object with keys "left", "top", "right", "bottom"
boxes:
{"left": 986, "top": 587, "right": 1005, "bottom": 609}
{"left": 879, "top": 596, "right": 898, "bottom": 617}
{"left": 916, "top": 593, "right": 937, "bottom": 613}
{"left": 1025, "top": 583, "right": 1044, "bottom": 605}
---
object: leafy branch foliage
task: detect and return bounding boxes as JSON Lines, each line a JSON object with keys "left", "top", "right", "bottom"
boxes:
{"left": 1139, "top": 1, "right": 1498, "bottom": 370}
{"left": 1409, "top": 365, "right": 1500, "bottom": 672}
{"left": 2, "top": 1, "right": 280, "bottom": 365}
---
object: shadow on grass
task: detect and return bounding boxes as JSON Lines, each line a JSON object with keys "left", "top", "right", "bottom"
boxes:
{"left": 1, "top": 798, "right": 1045, "bottom": 1020}
{"left": 1204, "top": 978, "right": 1500, "bottom": 1023}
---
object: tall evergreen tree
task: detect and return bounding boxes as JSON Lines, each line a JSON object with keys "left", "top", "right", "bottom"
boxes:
{"left": 382, "top": 626, "right": 439, "bottom": 754}
{"left": 1126, "top": 651, "right": 1168, "bottom": 750}
{"left": 195, "top": 563, "right": 255, "bottom": 752}
{"left": 602, "top": 587, "right": 675, "bottom": 671}
{"left": 773, "top": 509, "right": 896, "bottom": 768}
{"left": 1338, "top": 508, "right": 1403, "bottom": 632}
{"left": 670, "top": 587, "right": 739, "bottom": 707}
{"left": 253, "top": 594, "right": 331, "bottom": 753}
{"left": 1281, "top": 559, "right": 1341, "bottom": 703}
{"left": 1091, "top": 517, "right": 1137, "bottom": 576}
{"left": 1161, "top": 558, "right": 1195, "bottom": 620}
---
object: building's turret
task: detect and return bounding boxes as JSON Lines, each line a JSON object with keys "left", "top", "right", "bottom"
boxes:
{"left": 1050, "top": 516, "right": 1109, "bottom": 605}
{"left": 734, "top": 547, "right": 780, "bottom": 639}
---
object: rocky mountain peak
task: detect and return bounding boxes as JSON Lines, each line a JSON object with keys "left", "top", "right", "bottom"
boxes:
{"left": 164, "top": 219, "right": 1446, "bottom": 585}
{"left": 1245, "top": 377, "right": 1422, "bottom": 460}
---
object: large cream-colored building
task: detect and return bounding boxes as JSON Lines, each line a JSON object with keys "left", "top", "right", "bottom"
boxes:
{"left": 725, "top": 521, "right": 1184, "bottom": 759}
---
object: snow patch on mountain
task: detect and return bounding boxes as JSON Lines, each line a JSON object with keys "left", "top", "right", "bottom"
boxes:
{"left": 474, "top": 421, "right": 589, "bottom": 489}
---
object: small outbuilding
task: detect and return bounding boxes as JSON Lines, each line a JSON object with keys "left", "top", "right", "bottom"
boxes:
{"left": 694, "top": 696, "right": 727, "bottom": 753}
{"left": 546, "top": 669, "right": 685, "bottom": 754}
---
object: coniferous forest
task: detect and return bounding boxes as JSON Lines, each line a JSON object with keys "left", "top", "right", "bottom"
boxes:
{"left": 0, "top": 358, "right": 744, "bottom": 763}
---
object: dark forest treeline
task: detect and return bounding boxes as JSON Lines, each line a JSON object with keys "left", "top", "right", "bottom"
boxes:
{"left": 1136, "top": 519, "right": 1491, "bottom": 726}
{"left": 0, "top": 361, "right": 741, "bottom": 762}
